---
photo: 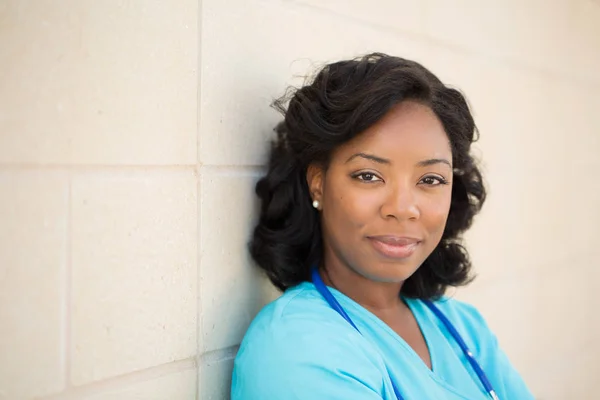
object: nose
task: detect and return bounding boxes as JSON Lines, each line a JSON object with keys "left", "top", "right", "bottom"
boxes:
{"left": 380, "top": 182, "right": 420, "bottom": 221}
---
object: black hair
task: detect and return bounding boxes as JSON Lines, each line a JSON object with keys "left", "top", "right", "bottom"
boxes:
{"left": 250, "top": 53, "right": 486, "bottom": 300}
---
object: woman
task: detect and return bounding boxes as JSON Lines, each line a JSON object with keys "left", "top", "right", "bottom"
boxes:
{"left": 231, "top": 53, "right": 534, "bottom": 399}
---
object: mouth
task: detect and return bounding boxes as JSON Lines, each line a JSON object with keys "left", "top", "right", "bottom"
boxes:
{"left": 367, "top": 236, "right": 421, "bottom": 259}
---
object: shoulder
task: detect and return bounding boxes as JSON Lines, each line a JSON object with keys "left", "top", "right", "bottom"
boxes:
{"left": 238, "top": 282, "right": 357, "bottom": 337}
{"left": 423, "top": 296, "right": 496, "bottom": 355}
{"left": 235, "top": 282, "right": 383, "bottom": 362}
{"left": 430, "top": 296, "right": 490, "bottom": 331}
{"left": 232, "top": 283, "right": 386, "bottom": 398}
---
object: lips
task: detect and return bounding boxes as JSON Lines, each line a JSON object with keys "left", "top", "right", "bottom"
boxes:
{"left": 367, "top": 235, "right": 421, "bottom": 259}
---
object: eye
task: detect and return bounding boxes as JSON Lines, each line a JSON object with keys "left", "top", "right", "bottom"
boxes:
{"left": 353, "top": 172, "right": 383, "bottom": 183}
{"left": 419, "top": 175, "right": 448, "bottom": 186}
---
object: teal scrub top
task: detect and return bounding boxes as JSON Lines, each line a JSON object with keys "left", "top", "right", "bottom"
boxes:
{"left": 231, "top": 282, "right": 534, "bottom": 400}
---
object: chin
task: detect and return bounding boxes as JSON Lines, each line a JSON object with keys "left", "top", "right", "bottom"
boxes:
{"left": 361, "top": 262, "right": 420, "bottom": 284}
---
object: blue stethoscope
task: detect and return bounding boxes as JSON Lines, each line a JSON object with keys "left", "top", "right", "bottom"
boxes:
{"left": 311, "top": 268, "right": 500, "bottom": 400}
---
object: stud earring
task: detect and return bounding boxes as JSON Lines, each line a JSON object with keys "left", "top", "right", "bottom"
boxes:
{"left": 312, "top": 200, "right": 320, "bottom": 209}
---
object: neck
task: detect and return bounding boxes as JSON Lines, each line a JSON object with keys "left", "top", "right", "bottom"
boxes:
{"left": 320, "top": 261, "right": 407, "bottom": 316}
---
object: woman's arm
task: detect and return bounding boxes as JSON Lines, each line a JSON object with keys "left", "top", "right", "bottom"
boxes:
{"left": 231, "top": 315, "right": 389, "bottom": 400}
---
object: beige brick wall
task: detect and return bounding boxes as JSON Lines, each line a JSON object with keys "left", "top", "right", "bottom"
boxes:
{"left": 0, "top": 0, "right": 598, "bottom": 399}
{"left": 0, "top": 0, "right": 198, "bottom": 398}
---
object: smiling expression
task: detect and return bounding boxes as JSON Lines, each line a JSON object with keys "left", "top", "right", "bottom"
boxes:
{"left": 308, "top": 101, "right": 453, "bottom": 283}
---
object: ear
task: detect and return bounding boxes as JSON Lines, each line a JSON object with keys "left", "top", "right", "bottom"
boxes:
{"left": 306, "top": 162, "right": 324, "bottom": 207}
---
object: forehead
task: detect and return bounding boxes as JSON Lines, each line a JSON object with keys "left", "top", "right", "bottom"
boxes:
{"left": 333, "top": 101, "right": 451, "bottom": 162}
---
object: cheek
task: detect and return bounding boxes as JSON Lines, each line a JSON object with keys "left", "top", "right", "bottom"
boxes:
{"left": 324, "top": 182, "right": 378, "bottom": 231}
{"left": 423, "top": 194, "right": 452, "bottom": 233}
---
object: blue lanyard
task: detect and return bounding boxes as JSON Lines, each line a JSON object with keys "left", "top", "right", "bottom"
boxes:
{"left": 311, "top": 268, "right": 499, "bottom": 400}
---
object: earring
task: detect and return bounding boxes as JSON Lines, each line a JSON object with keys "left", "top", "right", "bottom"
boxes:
{"left": 312, "top": 200, "right": 320, "bottom": 209}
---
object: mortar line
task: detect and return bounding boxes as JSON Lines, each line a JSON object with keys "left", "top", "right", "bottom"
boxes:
{"left": 35, "top": 358, "right": 197, "bottom": 400}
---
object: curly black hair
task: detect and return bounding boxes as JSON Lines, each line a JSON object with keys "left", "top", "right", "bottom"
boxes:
{"left": 250, "top": 53, "right": 486, "bottom": 300}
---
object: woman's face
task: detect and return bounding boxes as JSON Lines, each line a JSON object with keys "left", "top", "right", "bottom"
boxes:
{"left": 308, "top": 101, "right": 453, "bottom": 283}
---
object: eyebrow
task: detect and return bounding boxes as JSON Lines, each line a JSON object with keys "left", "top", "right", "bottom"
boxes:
{"left": 345, "top": 153, "right": 452, "bottom": 168}
{"left": 416, "top": 158, "right": 452, "bottom": 168}
{"left": 345, "top": 152, "right": 390, "bottom": 164}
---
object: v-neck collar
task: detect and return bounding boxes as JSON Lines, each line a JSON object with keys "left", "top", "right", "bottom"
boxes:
{"left": 316, "top": 283, "right": 488, "bottom": 400}
{"left": 323, "top": 284, "right": 439, "bottom": 377}
{"left": 405, "top": 297, "right": 441, "bottom": 373}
